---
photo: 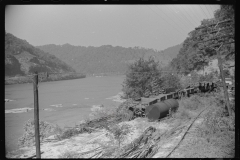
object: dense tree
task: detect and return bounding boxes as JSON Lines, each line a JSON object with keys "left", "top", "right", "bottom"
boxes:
{"left": 161, "top": 73, "right": 182, "bottom": 90}
{"left": 199, "top": 73, "right": 215, "bottom": 82}
{"left": 122, "top": 56, "right": 162, "bottom": 99}
{"left": 170, "top": 35, "right": 210, "bottom": 75}
{"left": 214, "top": 5, "right": 235, "bottom": 22}
{"left": 170, "top": 5, "right": 234, "bottom": 76}
{"left": 5, "top": 55, "right": 25, "bottom": 76}
{"left": 223, "top": 69, "right": 231, "bottom": 78}
{"left": 160, "top": 64, "right": 182, "bottom": 89}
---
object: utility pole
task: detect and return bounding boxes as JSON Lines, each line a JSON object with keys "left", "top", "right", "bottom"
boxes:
{"left": 213, "top": 43, "right": 232, "bottom": 116}
{"left": 194, "top": 19, "right": 234, "bottom": 116}
{"left": 33, "top": 71, "right": 41, "bottom": 158}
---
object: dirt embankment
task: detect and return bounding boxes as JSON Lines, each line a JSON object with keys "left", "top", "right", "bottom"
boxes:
{"left": 6, "top": 93, "right": 235, "bottom": 158}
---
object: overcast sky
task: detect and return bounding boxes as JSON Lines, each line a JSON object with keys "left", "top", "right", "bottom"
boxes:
{"left": 5, "top": 5, "right": 220, "bottom": 51}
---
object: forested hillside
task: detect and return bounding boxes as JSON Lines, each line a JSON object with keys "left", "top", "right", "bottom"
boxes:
{"left": 5, "top": 32, "right": 76, "bottom": 77}
{"left": 170, "top": 5, "right": 235, "bottom": 76}
{"left": 36, "top": 44, "right": 182, "bottom": 74}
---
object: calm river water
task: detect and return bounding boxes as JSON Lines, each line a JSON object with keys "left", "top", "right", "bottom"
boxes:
{"left": 5, "top": 75, "right": 125, "bottom": 152}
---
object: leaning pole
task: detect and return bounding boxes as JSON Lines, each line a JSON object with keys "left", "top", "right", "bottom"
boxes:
{"left": 33, "top": 71, "right": 41, "bottom": 158}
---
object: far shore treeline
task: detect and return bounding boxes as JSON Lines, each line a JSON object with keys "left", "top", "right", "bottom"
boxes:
{"left": 5, "top": 73, "right": 86, "bottom": 85}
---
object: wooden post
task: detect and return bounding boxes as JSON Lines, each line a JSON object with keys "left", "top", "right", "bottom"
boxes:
{"left": 217, "top": 50, "right": 232, "bottom": 116}
{"left": 33, "top": 72, "right": 41, "bottom": 158}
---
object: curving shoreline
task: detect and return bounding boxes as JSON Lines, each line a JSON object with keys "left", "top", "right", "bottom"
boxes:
{"left": 5, "top": 107, "right": 34, "bottom": 114}
{"left": 5, "top": 74, "right": 86, "bottom": 85}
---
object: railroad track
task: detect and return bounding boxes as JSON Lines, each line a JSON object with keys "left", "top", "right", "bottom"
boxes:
{"left": 113, "top": 103, "right": 210, "bottom": 158}
{"left": 165, "top": 106, "right": 208, "bottom": 158}
{"left": 149, "top": 105, "right": 209, "bottom": 158}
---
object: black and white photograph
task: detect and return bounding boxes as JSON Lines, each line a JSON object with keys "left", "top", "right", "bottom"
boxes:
{"left": 5, "top": 4, "right": 235, "bottom": 158}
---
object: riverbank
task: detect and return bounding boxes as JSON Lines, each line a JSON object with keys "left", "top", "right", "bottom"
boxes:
{"left": 5, "top": 73, "right": 86, "bottom": 85}
{"left": 6, "top": 92, "right": 235, "bottom": 158}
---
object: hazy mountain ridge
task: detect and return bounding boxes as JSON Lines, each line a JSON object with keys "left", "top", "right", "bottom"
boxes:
{"left": 36, "top": 43, "right": 182, "bottom": 74}
{"left": 5, "top": 33, "right": 76, "bottom": 77}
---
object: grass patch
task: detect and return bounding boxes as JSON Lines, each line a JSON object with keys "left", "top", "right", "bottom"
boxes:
{"left": 55, "top": 127, "right": 80, "bottom": 140}
{"left": 172, "top": 95, "right": 204, "bottom": 120}
{"left": 174, "top": 109, "right": 192, "bottom": 120}
{"left": 179, "top": 95, "right": 204, "bottom": 111}
{"left": 169, "top": 92, "right": 235, "bottom": 158}
{"left": 195, "top": 94, "right": 235, "bottom": 157}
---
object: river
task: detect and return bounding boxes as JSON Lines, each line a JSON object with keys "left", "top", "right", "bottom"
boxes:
{"left": 5, "top": 75, "right": 126, "bottom": 152}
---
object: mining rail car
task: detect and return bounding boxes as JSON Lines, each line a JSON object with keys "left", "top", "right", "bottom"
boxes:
{"left": 128, "top": 81, "right": 222, "bottom": 119}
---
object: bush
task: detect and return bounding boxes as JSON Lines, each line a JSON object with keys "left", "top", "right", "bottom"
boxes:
{"left": 89, "top": 105, "right": 113, "bottom": 120}
{"left": 172, "top": 95, "right": 205, "bottom": 120}
{"left": 195, "top": 92, "right": 235, "bottom": 135}
{"left": 56, "top": 128, "right": 80, "bottom": 140}
{"left": 104, "top": 123, "right": 132, "bottom": 148}
{"left": 122, "top": 56, "right": 162, "bottom": 99}
{"left": 174, "top": 109, "right": 192, "bottom": 120}
{"left": 91, "top": 103, "right": 134, "bottom": 122}
{"left": 114, "top": 107, "right": 134, "bottom": 121}
{"left": 180, "top": 95, "right": 204, "bottom": 111}
{"left": 199, "top": 72, "right": 216, "bottom": 82}
{"left": 18, "top": 119, "right": 82, "bottom": 145}
{"left": 161, "top": 73, "right": 182, "bottom": 90}
{"left": 18, "top": 119, "right": 57, "bottom": 147}
{"left": 204, "top": 106, "right": 234, "bottom": 133}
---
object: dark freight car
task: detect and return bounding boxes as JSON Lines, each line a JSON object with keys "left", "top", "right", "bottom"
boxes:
{"left": 145, "top": 99, "right": 179, "bottom": 121}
